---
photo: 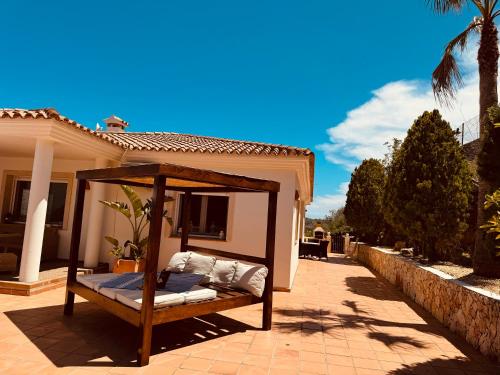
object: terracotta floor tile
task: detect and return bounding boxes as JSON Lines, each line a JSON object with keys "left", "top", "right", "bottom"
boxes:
{"left": 326, "top": 364, "right": 357, "bottom": 375}
{"left": 242, "top": 353, "right": 271, "bottom": 367}
{"left": 300, "top": 360, "right": 328, "bottom": 374}
{"left": 374, "top": 351, "right": 402, "bottom": 363}
{"left": 215, "top": 349, "right": 246, "bottom": 363}
{"left": 300, "top": 351, "right": 325, "bottom": 363}
{"left": 269, "top": 368, "right": 298, "bottom": 375}
{"left": 348, "top": 349, "right": 377, "bottom": 360}
{"left": 326, "top": 354, "right": 353, "bottom": 367}
{"left": 173, "top": 370, "right": 203, "bottom": 375}
{"left": 379, "top": 360, "right": 405, "bottom": 371}
{"left": 238, "top": 364, "right": 268, "bottom": 375}
{"left": 271, "top": 357, "right": 300, "bottom": 370}
{"left": 300, "top": 342, "right": 325, "bottom": 353}
{"left": 0, "top": 256, "right": 495, "bottom": 375}
{"left": 209, "top": 360, "right": 240, "bottom": 374}
{"left": 273, "top": 345, "right": 298, "bottom": 357}
{"left": 180, "top": 357, "right": 213, "bottom": 371}
{"left": 354, "top": 369, "right": 386, "bottom": 375}
{"left": 352, "top": 357, "right": 382, "bottom": 370}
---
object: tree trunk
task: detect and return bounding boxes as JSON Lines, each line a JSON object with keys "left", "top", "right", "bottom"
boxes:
{"left": 473, "top": 19, "right": 500, "bottom": 276}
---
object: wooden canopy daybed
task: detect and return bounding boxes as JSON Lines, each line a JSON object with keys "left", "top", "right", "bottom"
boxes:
{"left": 63, "top": 163, "right": 279, "bottom": 366}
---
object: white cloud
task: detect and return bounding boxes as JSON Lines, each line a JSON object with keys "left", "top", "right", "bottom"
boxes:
{"left": 311, "top": 43, "right": 484, "bottom": 219}
{"left": 307, "top": 181, "right": 349, "bottom": 218}
{"left": 318, "top": 46, "right": 480, "bottom": 171}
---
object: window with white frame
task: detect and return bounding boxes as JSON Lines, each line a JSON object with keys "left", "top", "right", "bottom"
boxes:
{"left": 176, "top": 194, "right": 229, "bottom": 240}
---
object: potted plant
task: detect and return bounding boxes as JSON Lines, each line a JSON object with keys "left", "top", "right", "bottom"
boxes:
{"left": 101, "top": 185, "right": 172, "bottom": 273}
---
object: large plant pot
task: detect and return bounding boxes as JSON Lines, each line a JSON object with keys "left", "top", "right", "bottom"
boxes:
{"left": 112, "top": 258, "right": 145, "bottom": 273}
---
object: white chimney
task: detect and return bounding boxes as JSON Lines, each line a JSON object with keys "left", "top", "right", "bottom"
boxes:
{"left": 104, "top": 115, "right": 128, "bottom": 132}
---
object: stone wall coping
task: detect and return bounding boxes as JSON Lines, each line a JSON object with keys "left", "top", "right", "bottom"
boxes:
{"left": 364, "top": 244, "right": 500, "bottom": 302}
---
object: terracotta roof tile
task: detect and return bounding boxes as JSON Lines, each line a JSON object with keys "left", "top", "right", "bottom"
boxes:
{"left": 103, "top": 131, "right": 312, "bottom": 157}
{"left": 0, "top": 108, "right": 313, "bottom": 159}
{"left": 0, "top": 108, "right": 126, "bottom": 147}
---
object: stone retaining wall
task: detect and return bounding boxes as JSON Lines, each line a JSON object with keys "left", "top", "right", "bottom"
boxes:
{"left": 348, "top": 242, "right": 500, "bottom": 361}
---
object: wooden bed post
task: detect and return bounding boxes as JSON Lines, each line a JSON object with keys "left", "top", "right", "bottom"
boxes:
{"left": 180, "top": 191, "right": 192, "bottom": 252}
{"left": 263, "top": 191, "right": 277, "bottom": 330}
{"left": 138, "top": 175, "right": 166, "bottom": 366}
{"left": 64, "top": 178, "right": 87, "bottom": 316}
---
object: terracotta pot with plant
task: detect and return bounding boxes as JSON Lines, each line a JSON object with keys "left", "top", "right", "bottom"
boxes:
{"left": 101, "top": 185, "right": 172, "bottom": 273}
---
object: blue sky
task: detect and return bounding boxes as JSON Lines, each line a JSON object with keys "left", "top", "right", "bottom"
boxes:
{"left": 0, "top": 1, "right": 480, "bottom": 217}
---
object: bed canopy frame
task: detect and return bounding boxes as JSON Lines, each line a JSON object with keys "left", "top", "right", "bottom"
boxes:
{"left": 63, "top": 163, "right": 279, "bottom": 366}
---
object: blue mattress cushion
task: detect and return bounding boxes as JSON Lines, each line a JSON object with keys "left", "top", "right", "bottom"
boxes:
{"left": 99, "top": 272, "right": 205, "bottom": 293}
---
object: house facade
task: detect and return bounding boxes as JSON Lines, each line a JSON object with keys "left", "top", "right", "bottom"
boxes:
{"left": 0, "top": 108, "right": 314, "bottom": 291}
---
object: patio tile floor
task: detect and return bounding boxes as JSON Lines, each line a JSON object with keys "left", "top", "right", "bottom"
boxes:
{"left": 0, "top": 255, "right": 498, "bottom": 374}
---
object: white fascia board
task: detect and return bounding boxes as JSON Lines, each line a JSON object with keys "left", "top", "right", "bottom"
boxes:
{"left": 48, "top": 120, "right": 123, "bottom": 161}
{"left": 0, "top": 118, "right": 124, "bottom": 161}
{"left": 0, "top": 119, "right": 52, "bottom": 138}
{"left": 124, "top": 150, "right": 313, "bottom": 202}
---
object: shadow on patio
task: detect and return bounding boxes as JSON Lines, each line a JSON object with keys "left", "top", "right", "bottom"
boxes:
{"left": 4, "top": 302, "right": 256, "bottom": 367}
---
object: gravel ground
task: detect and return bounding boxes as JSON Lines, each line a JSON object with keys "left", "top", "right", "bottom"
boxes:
{"left": 361, "top": 247, "right": 500, "bottom": 295}
{"left": 430, "top": 262, "right": 500, "bottom": 295}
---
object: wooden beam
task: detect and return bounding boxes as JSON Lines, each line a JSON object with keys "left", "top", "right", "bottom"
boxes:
{"left": 262, "top": 191, "right": 277, "bottom": 330}
{"left": 68, "top": 282, "right": 141, "bottom": 326}
{"left": 138, "top": 175, "right": 166, "bottom": 366}
{"left": 77, "top": 164, "right": 162, "bottom": 181}
{"left": 76, "top": 163, "right": 280, "bottom": 193}
{"left": 91, "top": 179, "right": 154, "bottom": 189}
{"left": 88, "top": 182, "right": 264, "bottom": 194}
{"left": 180, "top": 191, "right": 192, "bottom": 252}
{"left": 152, "top": 292, "right": 260, "bottom": 325}
{"left": 158, "top": 164, "right": 281, "bottom": 192}
{"left": 166, "top": 186, "right": 264, "bottom": 193}
{"left": 64, "top": 178, "right": 87, "bottom": 316}
{"left": 185, "top": 245, "right": 267, "bottom": 265}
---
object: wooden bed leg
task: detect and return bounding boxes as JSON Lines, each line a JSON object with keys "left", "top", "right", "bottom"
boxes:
{"left": 64, "top": 178, "right": 87, "bottom": 316}
{"left": 137, "top": 175, "right": 166, "bottom": 366}
{"left": 137, "top": 324, "right": 153, "bottom": 366}
{"left": 64, "top": 291, "right": 75, "bottom": 316}
{"left": 263, "top": 191, "right": 277, "bottom": 330}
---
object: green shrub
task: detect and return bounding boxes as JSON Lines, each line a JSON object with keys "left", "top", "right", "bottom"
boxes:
{"left": 345, "top": 158, "right": 386, "bottom": 243}
{"left": 480, "top": 189, "right": 500, "bottom": 254}
{"left": 383, "top": 110, "right": 472, "bottom": 261}
{"left": 474, "top": 106, "right": 500, "bottom": 275}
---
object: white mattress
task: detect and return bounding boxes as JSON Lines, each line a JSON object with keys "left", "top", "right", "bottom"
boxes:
{"left": 116, "top": 289, "right": 185, "bottom": 310}
{"left": 99, "top": 287, "right": 124, "bottom": 300}
{"left": 77, "top": 273, "right": 218, "bottom": 309}
{"left": 114, "top": 285, "right": 218, "bottom": 311}
{"left": 76, "top": 273, "right": 119, "bottom": 291}
{"left": 181, "top": 285, "right": 217, "bottom": 303}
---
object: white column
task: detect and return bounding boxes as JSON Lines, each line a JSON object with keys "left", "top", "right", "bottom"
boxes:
{"left": 83, "top": 158, "right": 109, "bottom": 268}
{"left": 19, "top": 139, "right": 54, "bottom": 282}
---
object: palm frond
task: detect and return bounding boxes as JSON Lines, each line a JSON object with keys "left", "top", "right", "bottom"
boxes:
{"left": 99, "top": 200, "right": 132, "bottom": 219}
{"left": 104, "top": 236, "right": 119, "bottom": 246}
{"left": 120, "top": 185, "right": 144, "bottom": 219}
{"left": 432, "top": 19, "right": 480, "bottom": 104}
{"left": 426, "top": 0, "right": 467, "bottom": 14}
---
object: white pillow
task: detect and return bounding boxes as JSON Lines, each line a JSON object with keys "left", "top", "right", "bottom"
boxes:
{"left": 210, "top": 259, "right": 238, "bottom": 284}
{"left": 167, "top": 251, "right": 191, "bottom": 272}
{"left": 231, "top": 263, "right": 268, "bottom": 298}
{"left": 183, "top": 252, "right": 216, "bottom": 275}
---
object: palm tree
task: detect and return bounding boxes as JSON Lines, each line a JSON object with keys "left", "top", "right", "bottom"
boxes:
{"left": 429, "top": 0, "right": 500, "bottom": 276}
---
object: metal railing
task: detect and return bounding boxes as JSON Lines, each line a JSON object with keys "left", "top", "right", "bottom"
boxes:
{"left": 456, "top": 115, "right": 480, "bottom": 145}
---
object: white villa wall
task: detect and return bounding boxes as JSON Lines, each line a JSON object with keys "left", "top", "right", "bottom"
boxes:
{"left": 0, "top": 156, "right": 94, "bottom": 260}
{"left": 0, "top": 142, "right": 310, "bottom": 289}
{"left": 99, "top": 157, "right": 299, "bottom": 290}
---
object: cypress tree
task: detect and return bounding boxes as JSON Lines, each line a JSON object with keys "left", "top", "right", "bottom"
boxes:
{"left": 383, "top": 110, "right": 472, "bottom": 261}
{"left": 345, "top": 158, "right": 385, "bottom": 243}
